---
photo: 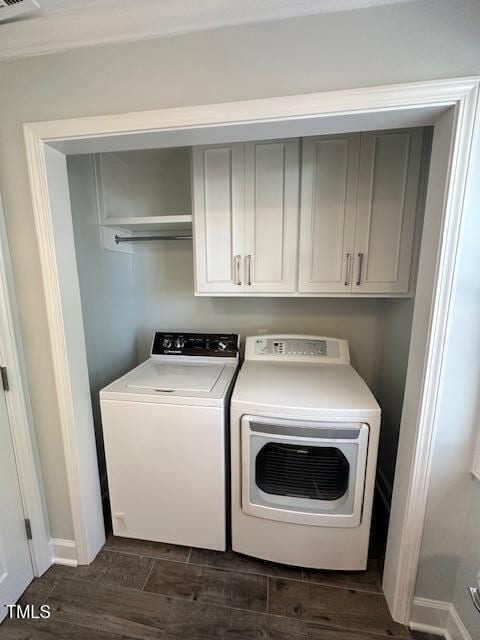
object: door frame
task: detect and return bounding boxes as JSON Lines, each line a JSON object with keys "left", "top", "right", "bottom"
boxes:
{"left": 22, "top": 76, "right": 480, "bottom": 623}
{"left": 0, "top": 195, "right": 51, "bottom": 577}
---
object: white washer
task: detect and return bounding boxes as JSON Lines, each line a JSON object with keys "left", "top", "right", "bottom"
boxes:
{"left": 100, "top": 331, "right": 239, "bottom": 551}
{"left": 231, "top": 334, "right": 381, "bottom": 570}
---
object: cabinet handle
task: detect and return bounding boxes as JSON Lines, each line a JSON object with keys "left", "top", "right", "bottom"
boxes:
{"left": 356, "top": 252, "right": 364, "bottom": 286}
{"left": 234, "top": 255, "right": 241, "bottom": 285}
{"left": 345, "top": 253, "right": 352, "bottom": 286}
{"left": 246, "top": 255, "right": 252, "bottom": 286}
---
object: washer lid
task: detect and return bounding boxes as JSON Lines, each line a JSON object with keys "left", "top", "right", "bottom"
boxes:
{"left": 125, "top": 362, "right": 224, "bottom": 393}
{"left": 100, "top": 357, "right": 238, "bottom": 406}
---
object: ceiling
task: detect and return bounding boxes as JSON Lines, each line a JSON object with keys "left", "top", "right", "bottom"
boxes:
{"left": 0, "top": 0, "right": 416, "bottom": 61}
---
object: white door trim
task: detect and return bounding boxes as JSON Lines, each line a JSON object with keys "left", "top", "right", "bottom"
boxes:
{"left": 0, "top": 195, "right": 51, "bottom": 576}
{"left": 21, "top": 76, "right": 480, "bottom": 621}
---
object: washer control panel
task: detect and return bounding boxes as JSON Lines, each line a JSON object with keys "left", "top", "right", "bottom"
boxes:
{"left": 152, "top": 332, "right": 239, "bottom": 358}
{"left": 246, "top": 335, "right": 349, "bottom": 364}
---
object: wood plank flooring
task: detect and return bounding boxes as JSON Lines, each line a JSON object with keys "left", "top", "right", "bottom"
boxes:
{"left": 0, "top": 536, "right": 435, "bottom": 639}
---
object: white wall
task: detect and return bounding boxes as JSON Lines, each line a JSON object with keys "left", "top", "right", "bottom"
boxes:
{"left": 446, "top": 116, "right": 480, "bottom": 640}
{"left": 0, "top": 0, "right": 478, "bottom": 548}
{"left": 414, "top": 97, "right": 480, "bottom": 637}
{"left": 67, "top": 155, "right": 139, "bottom": 502}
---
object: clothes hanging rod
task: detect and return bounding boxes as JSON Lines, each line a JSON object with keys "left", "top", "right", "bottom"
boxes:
{"left": 115, "top": 234, "right": 193, "bottom": 244}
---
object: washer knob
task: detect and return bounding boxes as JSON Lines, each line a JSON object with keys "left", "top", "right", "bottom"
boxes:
{"left": 175, "top": 338, "right": 185, "bottom": 349}
{"left": 217, "top": 340, "right": 228, "bottom": 351}
{"left": 162, "top": 338, "right": 172, "bottom": 348}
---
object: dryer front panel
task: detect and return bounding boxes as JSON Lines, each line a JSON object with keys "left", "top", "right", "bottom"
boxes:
{"left": 241, "top": 415, "right": 369, "bottom": 527}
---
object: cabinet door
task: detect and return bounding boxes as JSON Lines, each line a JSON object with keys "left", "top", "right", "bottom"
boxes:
{"left": 193, "top": 144, "right": 244, "bottom": 293}
{"left": 244, "top": 139, "right": 300, "bottom": 293}
{"left": 298, "top": 135, "right": 360, "bottom": 293}
{"left": 353, "top": 129, "right": 423, "bottom": 294}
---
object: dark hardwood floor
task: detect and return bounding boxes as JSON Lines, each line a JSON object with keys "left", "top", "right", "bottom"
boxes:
{"left": 0, "top": 536, "right": 442, "bottom": 639}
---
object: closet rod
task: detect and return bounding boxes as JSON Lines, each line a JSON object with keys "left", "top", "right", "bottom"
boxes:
{"left": 115, "top": 234, "right": 193, "bottom": 244}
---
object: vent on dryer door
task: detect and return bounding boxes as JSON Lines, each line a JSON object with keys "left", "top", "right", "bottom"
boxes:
{"left": 256, "top": 443, "right": 349, "bottom": 501}
{"left": 0, "top": 0, "right": 39, "bottom": 22}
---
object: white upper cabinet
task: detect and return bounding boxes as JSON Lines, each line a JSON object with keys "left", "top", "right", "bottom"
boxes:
{"left": 193, "top": 139, "right": 300, "bottom": 294}
{"left": 353, "top": 129, "right": 423, "bottom": 294}
{"left": 244, "top": 139, "right": 299, "bottom": 293}
{"left": 194, "top": 129, "right": 424, "bottom": 296}
{"left": 299, "top": 135, "right": 360, "bottom": 293}
{"left": 299, "top": 129, "right": 423, "bottom": 295}
{"left": 192, "top": 144, "right": 245, "bottom": 293}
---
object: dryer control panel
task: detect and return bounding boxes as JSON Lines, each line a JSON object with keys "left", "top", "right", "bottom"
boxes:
{"left": 246, "top": 335, "right": 350, "bottom": 364}
{"left": 258, "top": 338, "right": 327, "bottom": 357}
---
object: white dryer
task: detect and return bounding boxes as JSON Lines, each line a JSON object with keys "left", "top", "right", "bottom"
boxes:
{"left": 100, "top": 332, "right": 239, "bottom": 551}
{"left": 230, "top": 335, "right": 381, "bottom": 570}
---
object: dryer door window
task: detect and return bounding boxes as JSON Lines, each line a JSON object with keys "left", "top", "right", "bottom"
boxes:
{"left": 256, "top": 443, "right": 350, "bottom": 501}
{"left": 241, "top": 415, "right": 369, "bottom": 528}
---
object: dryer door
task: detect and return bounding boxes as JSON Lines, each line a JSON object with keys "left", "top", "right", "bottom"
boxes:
{"left": 241, "top": 415, "right": 369, "bottom": 527}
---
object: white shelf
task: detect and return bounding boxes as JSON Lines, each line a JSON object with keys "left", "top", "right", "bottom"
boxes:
{"left": 101, "top": 214, "right": 192, "bottom": 232}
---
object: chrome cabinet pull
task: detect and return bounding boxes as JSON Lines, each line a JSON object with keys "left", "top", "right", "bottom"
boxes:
{"left": 234, "top": 255, "right": 241, "bottom": 285}
{"left": 246, "top": 254, "right": 252, "bottom": 286}
{"left": 356, "top": 252, "right": 364, "bottom": 286}
{"left": 345, "top": 253, "right": 352, "bottom": 286}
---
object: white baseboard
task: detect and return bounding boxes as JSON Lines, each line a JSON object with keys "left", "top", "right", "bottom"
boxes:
{"left": 49, "top": 538, "right": 78, "bottom": 567}
{"left": 410, "top": 597, "right": 472, "bottom": 640}
{"left": 446, "top": 605, "right": 474, "bottom": 640}
{"left": 410, "top": 597, "right": 449, "bottom": 636}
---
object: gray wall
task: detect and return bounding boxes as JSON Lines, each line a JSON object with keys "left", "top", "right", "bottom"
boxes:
{"left": 68, "top": 155, "right": 139, "bottom": 499}
{"left": 452, "top": 485, "right": 480, "bottom": 640}
{"left": 376, "top": 298, "right": 415, "bottom": 493}
{"left": 0, "top": 0, "right": 479, "bottom": 617}
{"left": 133, "top": 241, "right": 386, "bottom": 389}
{"left": 414, "top": 91, "right": 480, "bottom": 638}
{"left": 445, "top": 132, "right": 480, "bottom": 640}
